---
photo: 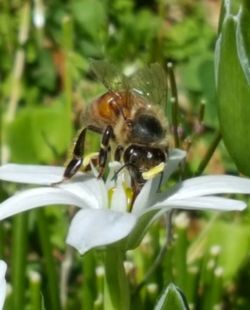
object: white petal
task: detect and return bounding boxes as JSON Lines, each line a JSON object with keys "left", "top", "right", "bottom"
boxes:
{"left": 159, "top": 175, "right": 250, "bottom": 201}
{"left": 127, "top": 196, "right": 245, "bottom": 248}
{"left": 152, "top": 196, "right": 246, "bottom": 212}
{"left": 0, "top": 164, "right": 66, "bottom": 185}
{"left": 0, "top": 187, "right": 86, "bottom": 220}
{"left": 106, "top": 161, "right": 131, "bottom": 190}
{"left": 133, "top": 148, "right": 186, "bottom": 214}
{"left": 162, "top": 148, "right": 186, "bottom": 183}
{"left": 66, "top": 209, "right": 137, "bottom": 254}
{"left": 133, "top": 179, "right": 156, "bottom": 214}
{"left": 110, "top": 182, "right": 127, "bottom": 212}
{"left": 0, "top": 261, "right": 7, "bottom": 310}
{"left": 126, "top": 208, "right": 158, "bottom": 249}
{"left": 58, "top": 176, "right": 107, "bottom": 209}
{"left": 106, "top": 161, "right": 123, "bottom": 189}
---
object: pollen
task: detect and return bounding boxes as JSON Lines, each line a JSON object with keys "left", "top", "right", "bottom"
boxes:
{"left": 82, "top": 152, "right": 99, "bottom": 168}
{"left": 142, "top": 162, "right": 165, "bottom": 180}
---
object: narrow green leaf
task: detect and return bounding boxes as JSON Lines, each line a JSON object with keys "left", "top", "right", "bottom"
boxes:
{"left": 216, "top": 15, "right": 250, "bottom": 175}
{"left": 154, "top": 283, "right": 189, "bottom": 310}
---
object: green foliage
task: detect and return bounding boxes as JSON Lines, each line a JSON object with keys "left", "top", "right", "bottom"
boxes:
{"left": 216, "top": 1, "right": 250, "bottom": 176}
{"left": 7, "top": 102, "right": 72, "bottom": 163}
{"left": 154, "top": 283, "right": 189, "bottom": 310}
{"left": 1, "top": 0, "right": 250, "bottom": 309}
{"left": 237, "top": 0, "right": 250, "bottom": 84}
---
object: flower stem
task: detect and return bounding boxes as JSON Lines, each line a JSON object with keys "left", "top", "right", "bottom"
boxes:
{"left": 168, "top": 62, "right": 180, "bottom": 148}
{"left": 37, "top": 209, "right": 61, "bottom": 310}
{"left": 62, "top": 16, "right": 73, "bottom": 122}
{"left": 6, "top": 1, "right": 30, "bottom": 122}
{"left": 28, "top": 270, "right": 42, "bottom": 310}
{"left": 11, "top": 213, "right": 28, "bottom": 309}
{"left": 60, "top": 245, "right": 74, "bottom": 307}
{"left": 81, "top": 251, "right": 96, "bottom": 310}
{"left": 133, "top": 211, "right": 174, "bottom": 296}
{"left": 103, "top": 247, "right": 130, "bottom": 310}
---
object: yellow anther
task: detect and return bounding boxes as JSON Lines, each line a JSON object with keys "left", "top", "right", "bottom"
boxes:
{"left": 142, "top": 162, "right": 165, "bottom": 180}
{"left": 82, "top": 152, "right": 99, "bottom": 167}
{"left": 108, "top": 183, "right": 133, "bottom": 211}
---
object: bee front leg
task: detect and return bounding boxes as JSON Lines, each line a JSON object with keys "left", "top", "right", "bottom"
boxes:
{"left": 63, "top": 128, "right": 87, "bottom": 179}
{"left": 98, "top": 125, "right": 114, "bottom": 178}
{"left": 64, "top": 125, "right": 101, "bottom": 179}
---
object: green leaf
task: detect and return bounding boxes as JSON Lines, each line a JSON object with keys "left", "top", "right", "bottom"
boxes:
{"left": 188, "top": 219, "right": 250, "bottom": 280}
{"left": 207, "top": 221, "right": 250, "bottom": 280}
{"left": 236, "top": 1, "right": 250, "bottom": 84}
{"left": 71, "top": 0, "right": 107, "bottom": 39}
{"left": 180, "top": 52, "right": 218, "bottom": 126}
{"left": 216, "top": 15, "right": 250, "bottom": 175}
{"left": 7, "top": 103, "right": 72, "bottom": 163}
{"left": 154, "top": 283, "right": 189, "bottom": 310}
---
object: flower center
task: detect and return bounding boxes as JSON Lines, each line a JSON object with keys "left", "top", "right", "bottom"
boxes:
{"left": 108, "top": 184, "right": 134, "bottom": 212}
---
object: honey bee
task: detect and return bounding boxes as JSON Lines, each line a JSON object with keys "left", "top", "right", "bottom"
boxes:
{"left": 63, "top": 60, "right": 169, "bottom": 199}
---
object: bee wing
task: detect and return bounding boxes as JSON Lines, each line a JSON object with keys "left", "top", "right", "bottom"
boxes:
{"left": 90, "top": 59, "right": 129, "bottom": 92}
{"left": 130, "top": 63, "right": 168, "bottom": 109}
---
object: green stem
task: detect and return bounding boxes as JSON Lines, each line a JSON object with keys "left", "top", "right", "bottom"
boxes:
{"left": 82, "top": 251, "right": 96, "bottom": 310}
{"left": 60, "top": 245, "right": 74, "bottom": 308}
{"left": 62, "top": 16, "right": 73, "bottom": 120}
{"left": 37, "top": 209, "right": 61, "bottom": 310}
{"left": 104, "top": 247, "right": 130, "bottom": 310}
{"left": 29, "top": 271, "right": 42, "bottom": 310}
{"left": 133, "top": 211, "right": 174, "bottom": 296}
{"left": 167, "top": 62, "right": 180, "bottom": 148}
{"left": 11, "top": 213, "right": 29, "bottom": 309}
{"left": 6, "top": 1, "right": 30, "bottom": 122}
{"left": 194, "top": 131, "right": 222, "bottom": 176}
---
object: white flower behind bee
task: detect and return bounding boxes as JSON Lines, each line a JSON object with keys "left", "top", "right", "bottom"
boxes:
{"left": 0, "top": 149, "right": 250, "bottom": 254}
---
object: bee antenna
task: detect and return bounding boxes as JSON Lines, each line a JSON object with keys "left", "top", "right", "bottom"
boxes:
{"left": 111, "top": 162, "right": 135, "bottom": 181}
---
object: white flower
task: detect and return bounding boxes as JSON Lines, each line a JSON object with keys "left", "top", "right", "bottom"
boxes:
{"left": 0, "top": 149, "right": 250, "bottom": 255}
{"left": 0, "top": 260, "right": 7, "bottom": 310}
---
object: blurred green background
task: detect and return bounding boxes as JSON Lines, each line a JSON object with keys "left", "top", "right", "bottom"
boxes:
{"left": 1, "top": 0, "right": 250, "bottom": 309}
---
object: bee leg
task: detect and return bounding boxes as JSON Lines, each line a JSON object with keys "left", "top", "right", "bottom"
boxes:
{"left": 98, "top": 125, "right": 114, "bottom": 178}
{"left": 129, "top": 180, "right": 142, "bottom": 211}
{"left": 114, "top": 145, "right": 124, "bottom": 161}
{"left": 64, "top": 125, "right": 101, "bottom": 179}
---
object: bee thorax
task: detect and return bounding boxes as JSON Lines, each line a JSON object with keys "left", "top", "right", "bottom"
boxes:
{"left": 130, "top": 113, "right": 166, "bottom": 144}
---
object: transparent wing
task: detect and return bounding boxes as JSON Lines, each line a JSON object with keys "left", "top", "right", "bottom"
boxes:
{"left": 130, "top": 63, "right": 168, "bottom": 108}
{"left": 90, "top": 59, "right": 129, "bottom": 92}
